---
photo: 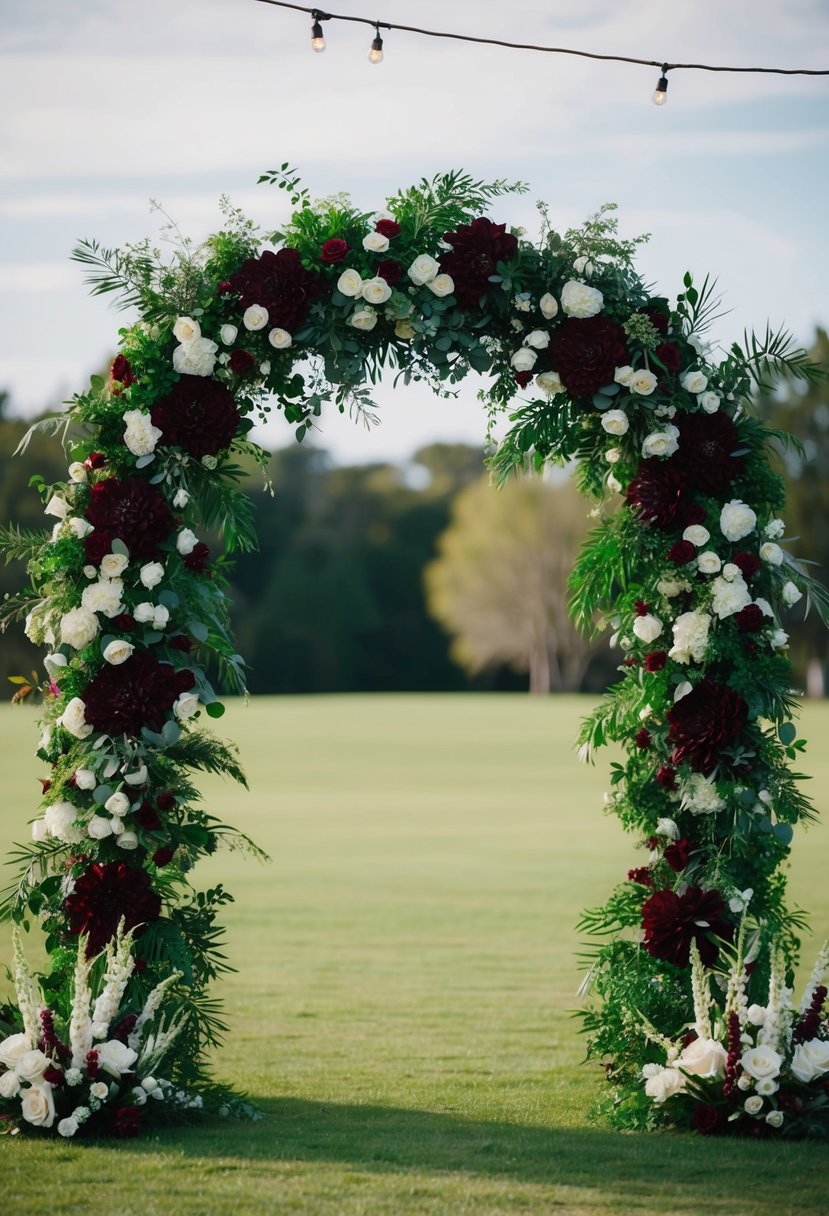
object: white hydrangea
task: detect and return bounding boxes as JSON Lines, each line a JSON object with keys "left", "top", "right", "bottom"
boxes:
{"left": 59, "top": 606, "right": 99, "bottom": 649}
{"left": 560, "top": 279, "right": 603, "bottom": 318}
{"left": 657, "top": 576, "right": 690, "bottom": 598}
{"left": 711, "top": 574, "right": 752, "bottom": 619}
{"left": 682, "top": 773, "right": 726, "bottom": 815}
{"left": 669, "top": 610, "right": 711, "bottom": 664}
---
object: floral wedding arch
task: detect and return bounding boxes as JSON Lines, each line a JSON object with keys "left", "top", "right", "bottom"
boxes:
{"left": 1, "top": 168, "right": 827, "bottom": 1140}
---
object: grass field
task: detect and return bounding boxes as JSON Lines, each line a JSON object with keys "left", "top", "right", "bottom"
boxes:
{"left": 1, "top": 694, "right": 828, "bottom": 1215}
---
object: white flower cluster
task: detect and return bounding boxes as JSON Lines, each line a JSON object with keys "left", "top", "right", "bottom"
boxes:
{"left": 172, "top": 316, "right": 218, "bottom": 378}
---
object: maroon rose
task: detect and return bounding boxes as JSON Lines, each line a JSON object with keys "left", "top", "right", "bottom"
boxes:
{"left": 635, "top": 727, "right": 652, "bottom": 750}
{"left": 627, "top": 460, "right": 688, "bottom": 532}
{"left": 153, "top": 847, "right": 175, "bottom": 867}
{"left": 667, "top": 539, "right": 697, "bottom": 565}
{"left": 113, "top": 1106, "right": 143, "bottom": 1138}
{"left": 656, "top": 765, "right": 677, "bottom": 790}
{"left": 84, "top": 528, "right": 113, "bottom": 565}
{"left": 110, "top": 354, "right": 136, "bottom": 387}
{"left": 151, "top": 378, "right": 240, "bottom": 460}
{"left": 674, "top": 413, "right": 745, "bottom": 497}
{"left": 514, "top": 370, "right": 532, "bottom": 388}
{"left": 184, "top": 542, "right": 211, "bottom": 573}
{"left": 217, "top": 280, "right": 232, "bottom": 294}
{"left": 376, "top": 258, "right": 403, "bottom": 285}
{"left": 228, "top": 349, "right": 255, "bottom": 376}
{"left": 549, "top": 316, "right": 629, "bottom": 398}
{"left": 320, "top": 237, "right": 349, "bottom": 264}
{"left": 642, "top": 886, "right": 732, "bottom": 967}
{"left": 85, "top": 477, "right": 173, "bottom": 561}
{"left": 113, "top": 613, "right": 136, "bottom": 632}
{"left": 65, "top": 862, "right": 161, "bottom": 956}
{"left": 156, "top": 791, "right": 176, "bottom": 811}
{"left": 227, "top": 247, "right": 318, "bottom": 332}
{"left": 735, "top": 604, "right": 765, "bottom": 633}
{"left": 169, "top": 634, "right": 193, "bottom": 652}
{"left": 732, "top": 552, "right": 761, "bottom": 580}
{"left": 667, "top": 678, "right": 748, "bottom": 774}
{"left": 82, "top": 651, "right": 181, "bottom": 736}
{"left": 134, "top": 803, "right": 162, "bottom": 831}
{"left": 693, "top": 1105, "right": 722, "bottom": 1136}
{"left": 438, "top": 217, "right": 518, "bottom": 308}
{"left": 655, "top": 342, "right": 682, "bottom": 372}
{"left": 664, "top": 838, "right": 691, "bottom": 873}
{"left": 375, "top": 219, "right": 400, "bottom": 239}
{"left": 645, "top": 651, "right": 667, "bottom": 672}
{"left": 85, "top": 451, "right": 107, "bottom": 470}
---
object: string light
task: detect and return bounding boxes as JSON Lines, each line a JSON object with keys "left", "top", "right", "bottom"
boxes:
{"left": 652, "top": 65, "right": 669, "bottom": 106}
{"left": 254, "top": 0, "right": 829, "bottom": 97}
{"left": 368, "top": 22, "right": 384, "bottom": 65}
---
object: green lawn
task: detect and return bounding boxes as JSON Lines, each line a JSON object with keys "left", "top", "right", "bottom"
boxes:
{"left": 1, "top": 694, "right": 828, "bottom": 1215}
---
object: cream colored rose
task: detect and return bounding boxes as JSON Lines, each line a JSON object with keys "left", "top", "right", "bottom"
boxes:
{"left": 361, "top": 277, "right": 393, "bottom": 306}
{"left": 680, "top": 369, "right": 708, "bottom": 394}
{"left": 139, "top": 562, "right": 164, "bottom": 590}
{"left": 696, "top": 551, "right": 721, "bottom": 575}
{"left": 59, "top": 606, "right": 99, "bottom": 650}
{"left": 242, "top": 304, "right": 269, "bottom": 331}
{"left": 510, "top": 348, "right": 537, "bottom": 373}
{"left": 720, "top": 500, "right": 757, "bottom": 542}
{"left": 87, "top": 816, "right": 113, "bottom": 840}
{"left": 523, "top": 330, "right": 550, "bottom": 351}
{"left": 539, "top": 293, "right": 559, "bottom": 320}
{"left": 630, "top": 369, "right": 658, "bottom": 396}
{"left": 782, "top": 580, "right": 802, "bottom": 606}
{"left": 683, "top": 525, "right": 710, "bottom": 547}
{"left": 219, "top": 323, "right": 238, "bottom": 345}
{"left": 791, "top": 1038, "right": 829, "bottom": 1083}
{"left": 765, "top": 1110, "right": 784, "bottom": 1128}
{"left": 698, "top": 391, "right": 720, "bottom": 414}
{"left": 560, "top": 279, "right": 603, "bottom": 318}
{"left": 173, "top": 336, "right": 217, "bottom": 377}
{"left": 348, "top": 308, "right": 378, "bottom": 332}
{"left": 174, "top": 692, "right": 200, "bottom": 721}
{"left": 0, "top": 1034, "right": 33, "bottom": 1070}
{"left": 632, "top": 613, "right": 663, "bottom": 643}
{"left": 102, "top": 639, "right": 134, "bottom": 666}
{"left": 268, "top": 328, "right": 293, "bottom": 350}
{"left": 427, "top": 274, "right": 455, "bottom": 298}
{"left": 759, "top": 542, "right": 783, "bottom": 566}
{"left": 96, "top": 1039, "right": 138, "bottom": 1078}
{"left": 173, "top": 316, "right": 201, "bottom": 344}
{"left": 116, "top": 830, "right": 139, "bottom": 850}
{"left": 133, "top": 602, "right": 155, "bottom": 624}
{"left": 0, "top": 1069, "right": 21, "bottom": 1098}
{"left": 573, "top": 255, "right": 595, "bottom": 276}
{"left": 535, "top": 371, "right": 564, "bottom": 396}
{"left": 337, "top": 269, "right": 364, "bottom": 298}
{"left": 407, "top": 255, "right": 440, "bottom": 286}
{"left": 642, "top": 427, "right": 679, "bottom": 458}
{"left": 177, "top": 528, "right": 198, "bottom": 556}
{"left": 362, "top": 231, "right": 390, "bottom": 253}
{"left": 643, "top": 1064, "right": 685, "bottom": 1103}
{"left": 68, "top": 461, "right": 88, "bottom": 483}
{"left": 601, "top": 410, "right": 629, "bottom": 436}
{"left": 60, "top": 697, "right": 92, "bottom": 739}
{"left": 744, "top": 1094, "right": 764, "bottom": 1115}
{"left": 394, "top": 320, "right": 415, "bottom": 341}
{"left": 677, "top": 1038, "right": 728, "bottom": 1078}
{"left": 16, "top": 1049, "right": 50, "bottom": 1084}
{"left": 104, "top": 791, "right": 130, "bottom": 818}
{"left": 153, "top": 605, "right": 169, "bottom": 630}
{"left": 58, "top": 1116, "right": 79, "bottom": 1137}
{"left": 100, "top": 553, "right": 129, "bottom": 578}
{"left": 123, "top": 409, "right": 162, "bottom": 458}
{"left": 20, "top": 1082, "right": 55, "bottom": 1127}
{"left": 740, "top": 1044, "right": 783, "bottom": 1081}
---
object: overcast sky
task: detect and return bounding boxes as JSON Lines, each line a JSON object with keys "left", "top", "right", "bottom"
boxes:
{"left": 1, "top": 0, "right": 828, "bottom": 464}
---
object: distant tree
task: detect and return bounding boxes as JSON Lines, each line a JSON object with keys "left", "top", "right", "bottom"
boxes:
{"left": 424, "top": 472, "right": 595, "bottom": 693}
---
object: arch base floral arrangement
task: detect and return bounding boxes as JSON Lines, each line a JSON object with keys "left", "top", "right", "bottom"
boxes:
{"left": 0, "top": 168, "right": 826, "bottom": 1139}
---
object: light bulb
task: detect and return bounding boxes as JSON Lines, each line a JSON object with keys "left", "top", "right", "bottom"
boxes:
{"left": 652, "top": 73, "right": 669, "bottom": 106}
{"left": 369, "top": 29, "right": 383, "bottom": 64}
{"left": 311, "top": 20, "right": 326, "bottom": 52}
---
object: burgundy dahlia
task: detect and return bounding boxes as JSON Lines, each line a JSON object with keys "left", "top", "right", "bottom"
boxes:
{"left": 438, "top": 217, "right": 518, "bottom": 308}
{"left": 674, "top": 412, "right": 745, "bottom": 497}
{"left": 375, "top": 218, "right": 400, "bottom": 239}
{"left": 82, "top": 651, "right": 184, "bottom": 736}
{"left": 85, "top": 477, "right": 173, "bottom": 561}
{"left": 376, "top": 258, "right": 403, "bottom": 285}
{"left": 113, "top": 1105, "right": 143, "bottom": 1138}
{"left": 320, "top": 238, "right": 349, "bottom": 264}
{"left": 65, "top": 861, "right": 161, "bottom": 956}
{"left": 549, "top": 316, "right": 629, "bottom": 398}
{"left": 227, "top": 247, "right": 318, "bottom": 332}
{"left": 642, "top": 885, "right": 732, "bottom": 967}
{"left": 667, "top": 678, "right": 748, "bottom": 773}
{"left": 627, "top": 460, "right": 688, "bottom": 531}
{"left": 151, "top": 378, "right": 240, "bottom": 460}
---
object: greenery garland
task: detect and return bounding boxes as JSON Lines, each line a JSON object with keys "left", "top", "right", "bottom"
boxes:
{"left": 0, "top": 168, "right": 826, "bottom": 1139}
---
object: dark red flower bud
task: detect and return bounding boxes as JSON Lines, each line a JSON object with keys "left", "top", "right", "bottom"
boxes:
{"left": 645, "top": 836, "right": 660, "bottom": 851}
{"left": 627, "top": 866, "right": 653, "bottom": 887}
{"left": 110, "top": 354, "right": 136, "bottom": 387}
{"left": 39, "top": 778, "right": 52, "bottom": 794}
{"left": 375, "top": 219, "right": 400, "bottom": 239}
{"left": 321, "top": 238, "right": 350, "bottom": 265}
{"left": 514, "top": 370, "right": 532, "bottom": 388}
{"left": 667, "top": 540, "right": 697, "bottom": 565}
{"left": 217, "top": 280, "right": 232, "bottom": 293}
{"left": 656, "top": 765, "right": 677, "bottom": 790}
{"left": 664, "top": 838, "right": 691, "bottom": 873}
{"left": 645, "top": 651, "right": 667, "bottom": 672}
{"left": 156, "top": 791, "right": 176, "bottom": 811}
{"left": 85, "top": 1049, "right": 100, "bottom": 1079}
{"left": 85, "top": 451, "right": 108, "bottom": 470}
{"left": 43, "top": 1066, "right": 64, "bottom": 1085}
{"left": 635, "top": 727, "right": 652, "bottom": 750}
{"left": 174, "top": 669, "right": 196, "bottom": 693}
{"left": 184, "top": 542, "right": 211, "bottom": 573}
{"left": 634, "top": 600, "right": 649, "bottom": 616}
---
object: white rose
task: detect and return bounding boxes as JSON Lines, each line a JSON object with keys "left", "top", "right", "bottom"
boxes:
{"left": 614, "top": 366, "right": 635, "bottom": 387}
{"left": 102, "top": 639, "right": 134, "bottom": 666}
{"left": 722, "top": 563, "right": 742, "bottom": 583}
{"left": 45, "top": 495, "right": 70, "bottom": 519}
{"left": 68, "top": 517, "right": 93, "bottom": 539}
{"left": 100, "top": 553, "right": 129, "bottom": 578}
{"left": 153, "top": 605, "right": 170, "bottom": 630}
{"left": 680, "top": 369, "right": 708, "bottom": 394}
{"left": 669, "top": 610, "right": 711, "bottom": 665}
{"left": 633, "top": 614, "right": 663, "bottom": 644}
{"left": 677, "top": 1038, "right": 728, "bottom": 1078}
{"left": 104, "top": 791, "right": 130, "bottom": 818}
{"left": 59, "top": 606, "right": 99, "bottom": 650}
{"left": 0, "top": 1070, "right": 21, "bottom": 1098}
{"left": 630, "top": 369, "right": 658, "bottom": 396}
{"left": 87, "top": 816, "right": 113, "bottom": 840}
{"left": 141, "top": 1076, "right": 159, "bottom": 1092}
{"left": 74, "top": 768, "right": 96, "bottom": 790}
{"left": 711, "top": 575, "right": 752, "bottom": 620}
{"left": 116, "top": 830, "right": 139, "bottom": 850}
{"left": 242, "top": 304, "right": 269, "bottom": 331}
{"left": 759, "top": 542, "right": 783, "bottom": 566}
{"left": 96, "top": 1039, "right": 138, "bottom": 1078}
{"left": 361, "top": 277, "right": 393, "bottom": 306}
{"left": 720, "top": 500, "right": 757, "bottom": 542}
{"left": 174, "top": 692, "right": 200, "bottom": 721}
{"left": 60, "top": 697, "right": 92, "bottom": 740}
{"left": 394, "top": 320, "right": 415, "bottom": 341}
{"left": 782, "top": 581, "right": 802, "bottom": 606}
{"left": 177, "top": 528, "right": 198, "bottom": 556}
{"left": 337, "top": 269, "right": 364, "bottom": 298}
{"left": 765, "top": 518, "right": 785, "bottom": 539}
{"left": 44, "top": 801, "right": 84, "bottom": 844}
{"left": 0, "top": 1034, "right": 33, "bottom": 1070}
{"left": 746, "top": 1005, "right": 767, "bottom": 1027}
{"left": 744, "top": 1095, "right": 764, "bottom": 1115}
{"left": 523, "top": 330, "right": 550, "bottom": 351}
{"left": 16, "top": 1049, "right": 51, "bottom": 1084}
{"left": 790, "top": 1038, "right": 829, "bottom": 1083}
{"left": 740, "top": 1044, "right": 783, "bottom": 1081}
{"left": 756, "top": 1077, "right": 779, "bottom": 1096}
{"left": 349, "top": 308, "right": 378, "bottom": 332}
{"left": 642, "top": 426, "right": 679, "bottom": 458}
{"left": 510, "top": 348, "right": 537, "bottom": 373}
{"left": 133, "top": 602, "right": 156, "bottom": 624}
{"left": 58, "top": 1116, "right": 79, "bottom": 1137}
{"left": 139, "top": 562, "right": 165, "bottom": 589}
{"left": 426, "top": 273, "right": 454, "bottom": 298}
{"left": 560, "top": 280, "right": 603, "bottom": 318}
{"left": 643, "top": 1065, "right": 685, "bottom": 1103}
{"left": 697, "top": 551, "right": 722, "bottom": 575}
{"left": 90, "top": 1081, "right": 109, "bottom": 1100}
{"left": 573, "top": 255, "right": 594, "bottom": 276}
{"left": 219, "top": 323, "right": 238, "bottom": 345}
{"left": 68, "top": 462, "right": 88, "bottom": 483}
{"left": 109, "top": 816, "right": 125, "bottom": 836}
{"left": 31, "top": 818, "right": 48, "bottom": 843}
{"left": 173, "top": 489, "right": 189, "bottom": 509}
{"left": 539, "top": 293, "right": 558, "bottom": 320}
{"left": 680, "top": 525, "right": 708, "bottom": 548}
{"left": 407, "top": 255, "right": 440, "bottom": 286}
{"left": 81, "top": 579, "right": 124, "bottom": 619}
{"left": 172, "top": 336, "right": 217, "bottom": 377}
{"left": 601, "top": 410, "right": 629, "bottom": 436}
{"left": 123, "top": 409, "right": 162, "bottom": 458}
{"left": 20, "top": 1083, "right": 55, "bottom": 1128}
{"left": 268, "top": 327, "right": 293, "bottom": 350}
{"left": 770, "top": 628, "right": 789, "bottom": 649}
{"left": 173, "top": 316, "right": 201, "bottom": 344}
{"left": 536, "top": 371, "right": 564, "bottom": 396}
{"left": 765, "top": 1110, "right": 784, "bottom": 1128}
{"left": 698, "top": 391, "right": 720, "bottom": 414}
{"left": 655, "top": 817, "right": 679, "bottom": 840}
{"left": 363, "top": 231, "right": 390, "bottom": 253}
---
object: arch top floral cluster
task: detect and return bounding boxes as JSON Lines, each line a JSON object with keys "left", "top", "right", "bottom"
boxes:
{"left": 0, "top": 168, "right": 825, "bottom": 1140}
